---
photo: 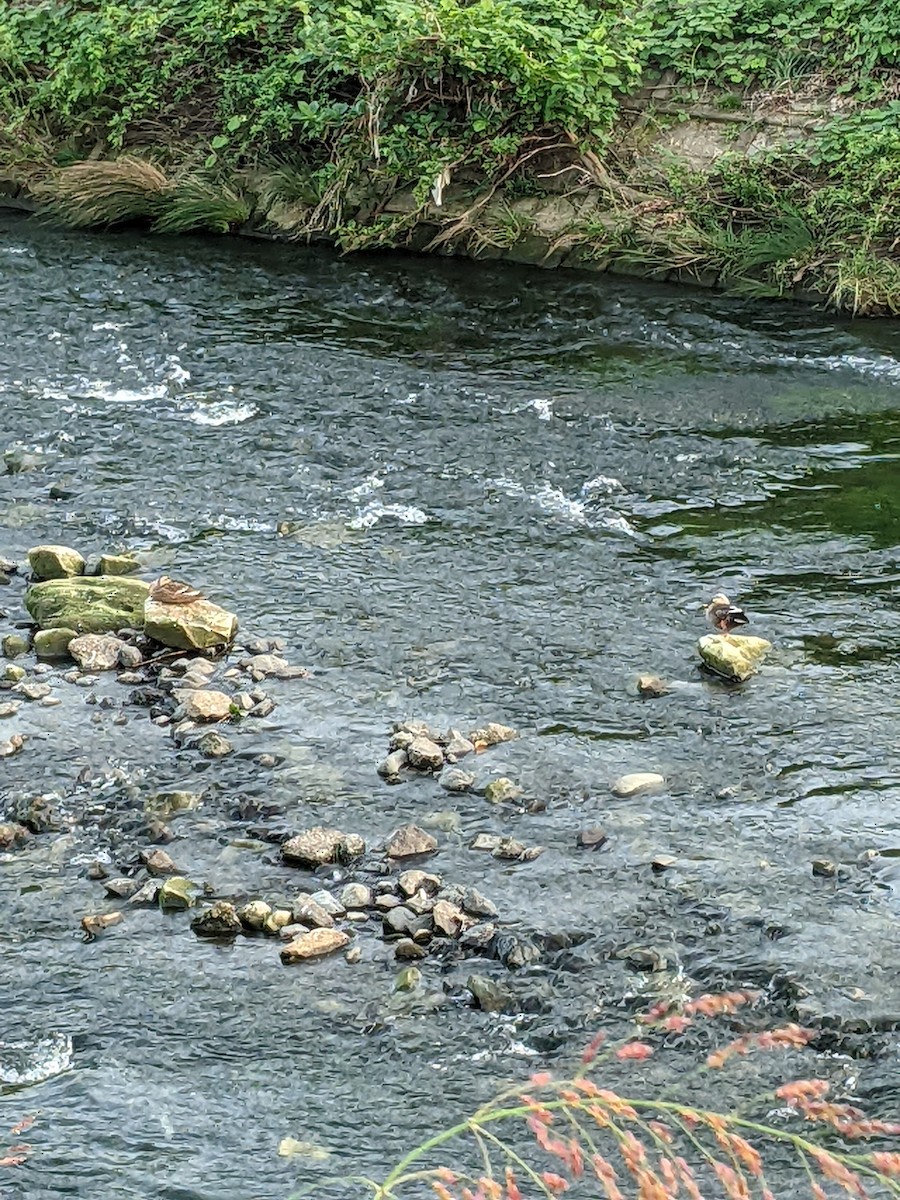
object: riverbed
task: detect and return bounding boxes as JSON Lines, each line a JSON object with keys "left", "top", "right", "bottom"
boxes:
{"left": 1, "top": 215, "right": 898, "bottom": 1199}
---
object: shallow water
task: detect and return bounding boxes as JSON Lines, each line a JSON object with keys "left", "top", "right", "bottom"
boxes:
{"left": 1, "top": 216, "right": 899, "bottom": 1199}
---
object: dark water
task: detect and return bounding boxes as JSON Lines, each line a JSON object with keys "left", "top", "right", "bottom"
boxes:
{"left": 1, "top": 216, "right": 899, "bottom": 1199}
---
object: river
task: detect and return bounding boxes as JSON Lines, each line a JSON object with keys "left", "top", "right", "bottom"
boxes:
{"left": 1, "top": 215, "right": 898, "bottom": 1199}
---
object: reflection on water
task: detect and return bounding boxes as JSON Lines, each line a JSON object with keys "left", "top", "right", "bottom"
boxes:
{"left": 0, "top": 215, "right": 898, "bottom": 1199}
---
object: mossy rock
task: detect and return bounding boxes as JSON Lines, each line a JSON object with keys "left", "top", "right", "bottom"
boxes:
{"left": 25, "top": 576, "right": 150, "bottom": 634}
{"left": 27, "top": 544, "right": 85, "bottom": 580}
{"left": 144, "top": 597, "right": 237, "bottom": 650}
{"left": 98, "top": 553, "right": 140, "bottom": 576}
{"left": 33, "top": 628, "right": 77, "bottom": 658}
{"left": 698, "top": 634, "right": 772, "bottom": 682}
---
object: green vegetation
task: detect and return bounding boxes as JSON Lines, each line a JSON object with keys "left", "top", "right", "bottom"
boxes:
{"left": 0, "top": 0, "right": 898, "bottom": 312}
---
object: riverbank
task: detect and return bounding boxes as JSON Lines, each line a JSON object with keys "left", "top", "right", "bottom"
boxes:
{"left": 0, "top": 0, "right": 897, "bottom": 314}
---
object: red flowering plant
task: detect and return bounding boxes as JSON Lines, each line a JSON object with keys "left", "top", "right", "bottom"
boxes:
{"left": 362, "top": 991, "right": 900, "bottom": 1200}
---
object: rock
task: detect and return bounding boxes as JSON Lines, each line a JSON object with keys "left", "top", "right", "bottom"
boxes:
{"left": 440, "top": 768, "right": 475, "bottom": 792}
{"left": 118, "top": 644, "right": 143, "bottom": 669}
{"left": 385, "top": 824, "right": 438, "bottom": 859}
{"left": 174, "top": 689, "right": 234, "bottom": 722}
{"left": 191, "top": 901, "right": 243, "bottom": 938}
{"left": 467, "top": 974, "right": 515, "bottom": 1012}
{"left": 377, "top": 749, "right": 408, "bottom": 778}
{"left": 103, "top": 877, "right": 141, "bottom": 900}
{"left": 18, "top": 682, "right": 50, "bottom": 701}
{"left": 145, "top": 790, "right": 201, "bottom": 818}
{"left": 432, "top": 899, "right": 465, "bottom": 939}
{"left": 144, "top": 597, "right": 238, "bottom": 652}
{"left": 397, "top": 870, "right": 441, "bottom": 897}
{"left": 483, "top": 778, "right": 523, "bottom": 805}
{"left": 68, "top": 634, "right": 126, "bottom": 672}
{"left": 406, "top": 736, "right": 445, "bottom": 772}
{"left": 470, "top": 833, "right": 502, "bottom": 852}
{"left": 611, "top": 772, "right": 666, "bottom": 798}
{"left": 650, "top": 854, "right": 677, "bottom": 872}
{"left": 0, "top": 822, "right": 29, "bottom": 849}
{"left": 812, "top": 859, "right": 838, "bottom": 878}
{"left": 250, "top": 697, "right": 275, "bottom": 718}
{"left": 197, "top": 731, "right": 233, "bottom": 758}
{"left": 27, "top": 544, "right": 85, "bottom": 580}
{"left": 2, "top": 634, "right": 28, "bottom": 659}
{"left": 468, "top": 722, "right": 517, "bottom": 747}
{"left": 395, "top": 967, "right": 423, "bottom": 992}
{"left": 140, "top": 848, "right": 180, "bottom": 876}
{"left": 33, "top": 628, "right": 77, "bottom": 658}
{"left": 98, "top": 554, "right": 140, "bottom": 576}
{"left": 25, "top": 576, "right": 150, "bottom": 634}
{"left": 577, "top": 827, "right": 608, "bottom": 850}
{"left": 237, "top": 900, "right": 272, "bottom": 930}
{"left": 3, "top": 664, "right": 26, "bottom": 682}
{"left": 80, "top": 911, "right": 123, "bottom": 940}
{"left": 263, "top": 909, "right": 294, "bottom": 935}
{"left": 282, "top": 827, "right": 366, "bottom": 868}
{"left": 280, "top": 928, "right": 349, "bottom": 963}
{"left": 443, "top": 730, "right": 475, "bottom": 761}
{"left": 697, "top": 633, "right": 772, "bottom": 682}
{"left": 637, "top": 674, "right": 669, "bottom": 697}
{"left": 459, "top": 923, "right": 497, "bottom": 953}
{"left": 461, "top": 887, "right": 499, "bottom": 919}
{"left": 493, "top": 837, "right": 541, "bottom": 862}
{"left": 382, "top": 906, "right": 432, "bottom": 940}
{"left": 405, "top": 890, "right": 434, "bottom": 916}
{"left": 339, "top": 883, "right": 373, "bottom": 910}
{"left": 492, "top": 932, "right": 541, "bottom": 969}
{"left": 0, "top": 700, "right": 22, "bottom": 718}
{"left": 127, "top": 880, "right": 161, "bottom": 906}
{"left": 291, "top": 896, "right": 335, "bottom": 929}
{"left": 0, "top": 555, "right": 17, "bottom": 574}
{"left": 243, "top": 654, "right": 308, "bottom": 680}
{"left": 157, "top": 877, "right": 199, "bottom": 910}
{"left": 616, "top": 945, "right": 668, "bottom": 972}
{"left": 308, "top": 890, "right": 345, "bottom": 917}
{"left": 345, "top": 945, "right": 362, "bottom": 964}
{"left": 395, "top": 939, "right": 427, "bottom": 961}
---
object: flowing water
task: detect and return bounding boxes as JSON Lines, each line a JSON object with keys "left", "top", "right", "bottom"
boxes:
{"left": 1, "top": 215, "right": 899, "bottom": 1199}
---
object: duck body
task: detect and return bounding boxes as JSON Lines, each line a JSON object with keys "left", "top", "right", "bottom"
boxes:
{"left": 149, "top": 575, "right": 205, "bottom": 605}
{"left": 705, "top": 592, "right": 750, "bottom": 635}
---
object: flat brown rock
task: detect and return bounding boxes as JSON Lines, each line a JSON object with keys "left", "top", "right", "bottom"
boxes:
{"left": 280, "top": 927, "right": 349, "bottom": 963}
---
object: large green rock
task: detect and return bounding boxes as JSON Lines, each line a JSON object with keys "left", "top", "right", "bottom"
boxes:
{"left": 698, "top": 634, "right": 772, "bottom": 682}
{"left": 143, "top": 597, "right": 238, "bottom": 650}
{"left": 27, "top": 544, "right": 85, "bottom": 579}
{"left": 25, "top": 576, "right": 150, "bottom": 634}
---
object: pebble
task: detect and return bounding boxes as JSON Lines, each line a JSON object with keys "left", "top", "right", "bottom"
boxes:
{"left": 345, "top": 945, "right": 362, "bottom": 964}
{"left": 439, "top": 768, "right": 474, "bottom": 792}
{"left": 406, "top": 736, "right": 445, "bottom": 772}
{"left": 577, "top": 827, "right": 608, "bottom": 850}
{"left": 18, "top": 682, "right": 51, "bottom": 701}
{"left": 394, "top": 938, "right": 427, "bottom": 960}
{"left": 339, "top": 883, "right": 373, "bottom": 909}
{"left": 191, "top": 902, "right": 243, "bottom": 938}
{"left": 377, "top": 749, "right": 408, "bottom": 778}
{"left": 0, "top": 701, "right": 22, "bottom": 718}
{"left": 483, "top": 778, "right": 523, "bottom": 805}
{"left": 636, "top": 674, "right": 669, "bottom": 697}
{"left": 282, "top": 827, "right": 366, "bottom": 868}
{"left": 69, "top": 634, "right": 126, "bottom": 672}
{"left": 397, "top": 870, "right": 441, "bottom": 897}
{"left": 611, "top": 772, "right": 666, "bottom": 797}
{"left": 197, "top": 731, "right": 233, "bottom": 758}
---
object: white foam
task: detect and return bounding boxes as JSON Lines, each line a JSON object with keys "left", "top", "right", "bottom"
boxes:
{"left": 177, "top": 396, "right": 257, "bottom": 426}
{"left": 0, "top": 1032, "right": 74, "bottom": 1090}
{"left": 529, "top": 397, "right": 554, "bottom": 421}
{"left": 348, "top": 501, "right": 429, "bottom": 530}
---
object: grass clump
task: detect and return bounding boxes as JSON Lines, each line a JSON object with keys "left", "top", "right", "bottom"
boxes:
{"left": 40, "top": 156, "right": 171, "bottom": 228}
{"left": 152, "top": 175, "right": 252, "bottom": 235}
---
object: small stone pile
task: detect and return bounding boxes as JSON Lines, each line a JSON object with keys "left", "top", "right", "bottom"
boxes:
{"left": 377, "top": 718, "right": 518, "bottom": 788}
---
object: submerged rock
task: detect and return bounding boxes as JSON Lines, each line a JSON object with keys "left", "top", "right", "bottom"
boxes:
{"left": 2, "top": 634, "right": 29, "bottom": 659}
{"left": 27, "top": 544, "right": 85, "bottom": 580}
{"left": 242, "top": 653, "right": 308, "bottom": 680}
{"left": 33, "top": 628, "right": 77, "bottom": 658}
{"left": 469, "top": 722, "right": 518, "bottom": 747}
{"left": 377, "top": 749, "right": 408, "bottom": 778}
{"left": 144, "top": 596, "right": 238, "bottom": 651}
{"left": 280, "top": 927, "right": 349, "bottom": 963}
{"left": 282, "top": 826, "right": 366, "bottom": 868}
{"left": 611, "top": 772, "right": 665, "bottom": 798}
{"left": 698, "top": 633, "right": 772, "bottom": 682}
{"left": 483, "top": 777, "right": 523, "bottom": 805}
{"left": 467, "top": 974, "right": 515, "bottom": 1013}
{"left": 25, "top": 576, "right": 150, "bottom": 634}
{"left": 68, "top": 634, "right": 126, "bottom": 672}
{"left": 197, "top": 731, "right": 233, "bottom": 758}
{"left": 440, "top": 767, "right": 474, "bottom": 792}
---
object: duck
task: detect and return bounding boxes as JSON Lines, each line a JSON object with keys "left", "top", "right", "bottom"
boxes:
{"left": 705, "top": 592, "right": 750, "bottom": 635}
{"left": 149, "top": 575, "right": 205, "bottom": 605}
